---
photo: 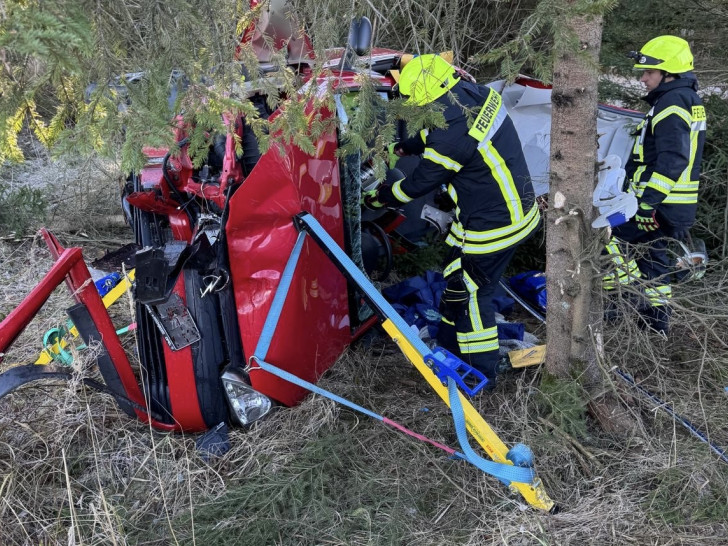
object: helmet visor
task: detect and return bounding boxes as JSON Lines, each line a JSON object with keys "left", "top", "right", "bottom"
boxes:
{"left": 628, "top": 50, "right": 664, "bottom": 68}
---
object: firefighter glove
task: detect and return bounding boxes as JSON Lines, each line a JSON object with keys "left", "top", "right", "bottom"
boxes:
{"left": 387, "top": 142, "right": 399, "bottom": 169}
{"left": 361, "top": 188, "right": 386, "bottom": 209}
{"left": 439, "top": 270, "right": 469, "bottom": 322}
{"left": 670, "top": 226, "right": 690, "bottom": 241}
{"left": 635, "top": 202, "right": 659, "bottom": 232}
{"left": 387, "top": 142, "right": 401, "bottom": 169}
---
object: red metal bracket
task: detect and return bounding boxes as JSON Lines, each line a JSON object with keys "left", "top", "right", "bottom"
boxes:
{"left": 0, "top": 230, "right": 177, "bottom": 430}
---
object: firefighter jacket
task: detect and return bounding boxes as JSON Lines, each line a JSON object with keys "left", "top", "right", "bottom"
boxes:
{"left": 379, "top": 80, "right": 539, "bottom": 254}
{"left": 626, "top": 73, "right": 706, "bottom": 228}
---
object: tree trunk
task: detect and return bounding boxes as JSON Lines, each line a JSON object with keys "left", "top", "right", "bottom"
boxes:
{"left": 545, "top": 8, "right": 635, "bottom": 435}
{"left": 545, "top": 10, "right": 604, "bottom": 385}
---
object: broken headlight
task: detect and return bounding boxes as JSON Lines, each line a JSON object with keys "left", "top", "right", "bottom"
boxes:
{"left": 221, "top": 367, "right": 272, "bottom": 426}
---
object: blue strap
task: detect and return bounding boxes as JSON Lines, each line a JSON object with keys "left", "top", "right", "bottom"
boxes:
{"left": 253, "top": 231, "right": 306, "bottom": 360}
{"left": 447, "top": 378, "right": 535, "bottom": 484}
{"left": 298, "top": 213, "right": 433, "bottom": 356}
{"left": 258, "top": 214, "right": 537, "bottom": 484}
{"left": 254, "top": 357, "right": 382, "bottom": 421}
{"left": 300, "top": 213, "right": 538, "bottom": 483}
{"left": 253, "top": 356, "right": 466, "bottom": 461}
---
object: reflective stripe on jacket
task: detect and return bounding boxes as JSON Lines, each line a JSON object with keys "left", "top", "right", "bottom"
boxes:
{"left": 381, "top": 80, "right": 539, "bottom": 254}
{"left": 626, "top": 75, "right": 706, "bottom": 228}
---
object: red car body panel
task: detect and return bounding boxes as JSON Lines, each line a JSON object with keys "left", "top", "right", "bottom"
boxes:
{"left": 0, "top": 13, "right": 404, "bottom": 430}
{"left": 225, "top": 109, "right": 351, "bottom": 407}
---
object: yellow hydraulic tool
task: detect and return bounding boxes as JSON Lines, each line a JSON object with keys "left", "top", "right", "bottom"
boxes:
{"left": 35, "top": 269, "right": 135, "bottom": 365}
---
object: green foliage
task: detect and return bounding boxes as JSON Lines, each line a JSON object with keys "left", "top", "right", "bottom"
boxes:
{"left": 0, "top": 3, "right": 92, "bottom": 68}
{"left": 2, "top": 0, "right": 561, "bottom": 169}
{"left": 597, "top": 79, "right": 642, "bottom": 110}
{"left": 535, "top": 371, "right": 589, "bottom": 439}
{"left": 507, "top": 228, "right": 546, "bottom": 273}
{"left": 336, "top": 76, "right": 446, "bottom": 180}
{"left": 474, "top": 0, "right": 618, "bottom": 83}
{"left": 51, "top": 78, "right": 128, "bottom": 162}
{"left": 265, "top": 82, "right": 336, "bottom": 158}
{"left": 0, "top": 0, "right": 253, "bottom": 170}
{"left": 291, "top": 0, "right": 539, "bottom": 81}
{"left": 602, "top": 0, "right": 728, "bottom": 81}
{"left": 703, "top": 97, "right": 728, "bottom": 163}
{"left": 0, "top": 182, "right": 47, "bottom": 235}
{"left": 392, "top": 233, "right": 450, "bottom": 278}
{"left": 336, "top": 77, "right": 395, "bottom": 176}
{"left": 0, "top": 1, "right": 94, "bottom": 162}
{"left": 693, "top": 95, "right": 728, "bottom": 259}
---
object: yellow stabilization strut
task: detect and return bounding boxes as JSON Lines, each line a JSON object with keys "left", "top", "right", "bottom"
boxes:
{"left": 381, "top": 319, "right": 555, "bottom": 512}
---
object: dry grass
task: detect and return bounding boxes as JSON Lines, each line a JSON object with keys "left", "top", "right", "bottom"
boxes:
{"left": 2, "top": 156, "right": 728, "bottom": 545}
{"left": 1, "top": 130, "right": 128, "bottom": 251}
{"left": 3, "top": 231, "right": 728, "bottom": 545}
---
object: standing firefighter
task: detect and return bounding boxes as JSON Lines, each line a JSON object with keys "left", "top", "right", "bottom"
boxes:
{"left": 611, "top": 36, "right": 706, "bottom": 334}
{"left": 367, "top": 54, "right": 540, "bottom": 385}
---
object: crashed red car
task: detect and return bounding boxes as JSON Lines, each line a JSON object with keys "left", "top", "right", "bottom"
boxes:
{"left": 0, "top": 5, "right": 646, "bottom": 437}
{"left": 0, "top": 15, "right": 447, "bottom": 432}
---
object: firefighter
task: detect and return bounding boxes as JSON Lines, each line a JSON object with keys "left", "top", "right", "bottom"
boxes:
{"left": 365, "top": 54, "right": 540, "bottom": 384}
{"left": 611, "top": 36, "right": 706, "bottom": 334}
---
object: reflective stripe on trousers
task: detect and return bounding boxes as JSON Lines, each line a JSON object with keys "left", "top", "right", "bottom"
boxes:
{"left": 609, "top": 221, "right": 674, "bottom": 308}
{"left": 603, "top": 238, "right": 640, "bottom": 291}
{"left": 437, "top": 245, "right": 518, "bottom": 378}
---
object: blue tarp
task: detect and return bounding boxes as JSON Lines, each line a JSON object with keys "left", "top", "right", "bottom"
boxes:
{"left": 382, "top": 271, "right": 522, "bottom": 342}
{"left": 509, "top": 271, "right": 547, "bottom": 313}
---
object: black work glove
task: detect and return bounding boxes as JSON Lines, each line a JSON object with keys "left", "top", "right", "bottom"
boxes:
{"left": 439, "top": 270, "right": 469, "bottom": 322}
{"left": 433, "top": 185, "right": 455, "bottom": 212}
{"left": 669, "top": 226, "right": 690, "bottom": 241}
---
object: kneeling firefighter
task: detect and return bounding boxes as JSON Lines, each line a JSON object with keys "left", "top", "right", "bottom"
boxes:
{"left": 366, "top": 54, "right": 540, "bottom": 383}
{"left": 609, "top": 36, "right": 706, "bottom": 335}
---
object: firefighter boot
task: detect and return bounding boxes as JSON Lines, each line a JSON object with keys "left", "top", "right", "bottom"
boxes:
{"left": 464, "top": 353, "right": 499, "bottom": 391}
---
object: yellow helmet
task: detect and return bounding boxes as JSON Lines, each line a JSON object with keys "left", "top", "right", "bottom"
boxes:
{"left": 629, "top": 35, "right": 694, "bottom": 74}
{"left": 398, "top": 54, "right": 460, "bottom": 106}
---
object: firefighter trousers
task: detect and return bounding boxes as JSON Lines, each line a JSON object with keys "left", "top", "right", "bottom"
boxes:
{"left": 609, "top": 220, "right": 673, "bottom": 332}
{"left": 437, "top": 245, "right": 518, "bottom": 380}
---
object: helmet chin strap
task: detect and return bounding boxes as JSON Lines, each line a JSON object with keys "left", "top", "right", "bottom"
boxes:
{"left": 660, "top": 71, "right": 678, "bottom": 85}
